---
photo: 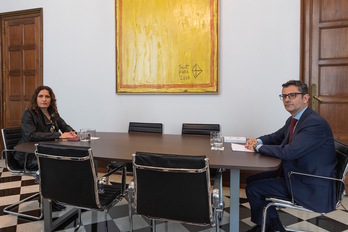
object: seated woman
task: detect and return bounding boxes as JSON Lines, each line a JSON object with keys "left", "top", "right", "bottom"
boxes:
{"left": 15, "top": 85, "right": 77, "bottom": 170}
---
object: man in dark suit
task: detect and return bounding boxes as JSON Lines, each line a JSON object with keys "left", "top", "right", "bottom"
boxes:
{"left": 244, "top": 80, "right": 336, "bottom": 232}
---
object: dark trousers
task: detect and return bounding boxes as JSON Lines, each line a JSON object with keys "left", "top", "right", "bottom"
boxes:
{"left": 14, "top": 152, "right": 38, "bottom": 170}
{"left": 245, "top": 170, "right": 290, "bottom": 225}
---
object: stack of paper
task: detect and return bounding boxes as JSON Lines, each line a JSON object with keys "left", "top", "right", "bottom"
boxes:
{"left": 224, "top": 136, "right": 246, "bottom": 144}
{"left": 231, "top": 143, "right": 253, "bottom": 152}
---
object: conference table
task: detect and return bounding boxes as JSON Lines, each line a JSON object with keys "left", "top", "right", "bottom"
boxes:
{"left": 15, "top": 132, "right": 281, "bottom": 232}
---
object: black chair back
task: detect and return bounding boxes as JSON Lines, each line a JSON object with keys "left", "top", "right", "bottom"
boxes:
{"left": 2, "top": 127, "right": 22, "bottom": 149}
{"left": 334, "top": 140, "right": 348, "bottom": 203}
{"left": 36, "top": 143, "right": 100, "bottom": 209}
{"left": 182, "top": 123, "right": 220, "bottom": 136}
{"left": 133, "top": 152, "right": 213, "bottom": 225}
{"left": 1, "top": 127, "right": 26, "bottom": 172}
{"left": 128, "top": 122, "right": 163, "bottom": 133}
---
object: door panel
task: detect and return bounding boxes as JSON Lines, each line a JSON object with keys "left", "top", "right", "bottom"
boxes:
{"left": 320, "top": 67, "right": 348, "bottom": 95}
{"left": 321, "top": 0, "right": 348, "bottom": 21}
{"left": 321, "top": 28, "right": 348, "bottom": 58}
{"left": 320, "top": 104, "right": 348, "bottom": 135}
{"left": 1, "top": 9, "right": 43, "bottom": 128}
{"left": 301, "top": 0, "right": 348, "bottom": 145}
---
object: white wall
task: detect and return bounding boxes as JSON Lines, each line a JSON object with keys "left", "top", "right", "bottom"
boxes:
{"left": 1, "top": 0, "right": 300, "bottom": 138}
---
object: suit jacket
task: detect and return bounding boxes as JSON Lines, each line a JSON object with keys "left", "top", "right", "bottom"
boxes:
{"left": 19, "top": 108, "right": 75, "bottom": 144}
{"left": 258, "top": 107, "right": 337, "bottom": 213}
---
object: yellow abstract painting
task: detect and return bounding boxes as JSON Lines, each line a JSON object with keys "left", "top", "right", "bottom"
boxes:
{"left": 116, "top": 0, "right": 219, "bottom": 94}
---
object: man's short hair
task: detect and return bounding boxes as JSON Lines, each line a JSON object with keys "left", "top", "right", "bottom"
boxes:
{"left": 282, "top": 80, "right": 309, "bottom": 94}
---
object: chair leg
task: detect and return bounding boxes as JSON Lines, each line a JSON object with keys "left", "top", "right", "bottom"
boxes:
{"left": 128, "top": 190, "right": 133, "bottom": 232}
{"left": 74, "top": 209, "right": 82, "bottom": 231}
{"left": 165, "top": 221, "right": 168, "bottom": 232}
{"left": 151, "top": 219, "right": 156, "bottom": 232}
{"left": 215, "top": 210, "right": 220, "bottom": 232}
{"left": 3, "top": 192, "right": 43, "bottom": 220}
{"left": 105, "top": 211, "right": 108, "bottom": 232}
{"left": 43, "top": 198, "right": 79, "bottom": 232}
{"left": 262, "top": 202, "right": 274, "bottom": 232}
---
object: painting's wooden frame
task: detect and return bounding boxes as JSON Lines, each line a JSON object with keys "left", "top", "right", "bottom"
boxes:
{"left": 115, "top": 0, "right": 219, "bottom": 94}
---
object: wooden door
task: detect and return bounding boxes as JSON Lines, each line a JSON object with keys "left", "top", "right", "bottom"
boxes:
{"left": 301, "top": 0, "right": 348, "bottom": 145}
{"left": 0, "top": 8, "right": 43, "bottom": 129}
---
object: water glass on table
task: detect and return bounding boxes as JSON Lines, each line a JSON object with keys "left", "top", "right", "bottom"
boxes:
{"left": 80, "top": 128, "right": 91, "bottom": 141}
{"left": 89, "top": 129, "right": 97, "bottom": 139}
{"left": 210, "top": 131, "right": 224, "bottom": 150}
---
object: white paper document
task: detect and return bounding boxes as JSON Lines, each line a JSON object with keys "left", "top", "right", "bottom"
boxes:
{"left": 231, "top": 143, "right": 253, "bottom": 152}
{"left": 224, "top": 136, "right": 246, "bottom": 144}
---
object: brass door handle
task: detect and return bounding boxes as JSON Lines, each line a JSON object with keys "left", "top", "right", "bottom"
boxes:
{"left": 310, "top": 84, "right": 322, "bottom": 112}
{"left": 313, "top": 95, "right": 324, "bottom": 103}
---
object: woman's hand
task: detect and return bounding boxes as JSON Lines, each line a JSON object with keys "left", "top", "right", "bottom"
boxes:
{"left": 60, "top": 131, "right": 77, "bottom": 139}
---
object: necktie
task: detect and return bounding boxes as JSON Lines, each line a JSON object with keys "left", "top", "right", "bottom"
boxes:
{"left": 289, "top": 118, "right": 298, "bottom": 142}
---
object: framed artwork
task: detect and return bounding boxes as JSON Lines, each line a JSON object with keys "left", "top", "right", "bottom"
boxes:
{"left": 115, "top": 0, "right": 219, "bottom": 94}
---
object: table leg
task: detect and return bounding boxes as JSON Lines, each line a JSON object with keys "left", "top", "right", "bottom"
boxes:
{"left": 43, "top": 198, "right": 53, "bottom": 230}
{"left": 230, "top": 169, "right": 240, "bottom": 232}
{"left": 43, "top": 198, "right": 78, "bottom": 231}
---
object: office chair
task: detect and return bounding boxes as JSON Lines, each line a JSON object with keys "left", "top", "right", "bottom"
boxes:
{"left": 35, "top": 142, "right": 127, "bottom": 231}
{"left": 127, "top": 122, "right": 163, "bottom": 173}
{"left": 181, "top": 123, "right": 223, "bottom": 178}
{"left": 182, "top": 123, "right": 220, "bottom": 136}
{"left": 128, "top": 152, "right": 224, "bottom": 232}
{"left": 128, "top": 122, "right": 163, "bottom": 134}
{"left": 261, "top": 140, "right": 348, "bottom": 232}
{"left": 1, "top": 127, "right": 42, "bottom": 220}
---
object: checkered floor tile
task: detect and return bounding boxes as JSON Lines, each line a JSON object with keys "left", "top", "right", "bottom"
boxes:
{"left": 1, "top": 159, "right": 348, "bottom": 232}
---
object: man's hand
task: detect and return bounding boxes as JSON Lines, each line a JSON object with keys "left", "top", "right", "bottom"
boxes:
{"left": 245, "top": 138, "right": 257, "bottom": 151}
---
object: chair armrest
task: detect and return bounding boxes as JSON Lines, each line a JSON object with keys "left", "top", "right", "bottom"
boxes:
{"left": 100, "top": 161, "right": 127, "bottom": 194}
{"left": 2, "top": 148, "right": 14, "bottom": 157}
{"left": 288, "top": 171, "right": 343, "bottom": 204}
{"left": 3, "top": 149, "right": 36, "bottom": 175}
{"left": 289, "top": 171, "right": 341, "bottom": 182}
{"left": 265, "top": 197, "right": 294, "bottom": 205}
{"left": 105, "top": 161, "right": 126, "bottom": 176}
{"left": 264, "top": 196, "right": 315, "bottom": 213}
{"left": 100, "top": 161, "right": 126, "bottom": 179}
{"left": 1, "top": 149, "right": 6, "bottom": 159}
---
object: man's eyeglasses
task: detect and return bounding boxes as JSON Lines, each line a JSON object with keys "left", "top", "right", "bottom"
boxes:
{"left": 279, "top": 92, "right": 305, "bottom": 100}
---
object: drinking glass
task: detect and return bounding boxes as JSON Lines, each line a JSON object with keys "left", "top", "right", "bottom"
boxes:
{"left": 88, "top": 129, "right": 97, "bottom": 139}
{"left": 210, "top": 131, "right": 215, "bottom": 147}
{"left": 210, "top": 132, "right": 224, "bottom": 150}
{"left": 80, "top": 128, "right": 91, "bottom": 141}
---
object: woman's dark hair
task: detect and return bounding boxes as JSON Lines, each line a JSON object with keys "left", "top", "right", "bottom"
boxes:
{"left": 28, "top": 85, "right": 58, "bottom": 116}
{"left": 282, "top": 80, "right": 309, "bottom": 94}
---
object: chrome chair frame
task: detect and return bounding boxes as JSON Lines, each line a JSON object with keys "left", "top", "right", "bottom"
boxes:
{"left": 1, "top": 127, "right": 42, "bottom": 220}
{"left": 35, "top": 143, "right": 127, "bottom": 231}
{"left": 261, "top": 140, "right": 348, "bottom": 232}
{"left": 128, "top": 152, "right": 223, "bottom": 232}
